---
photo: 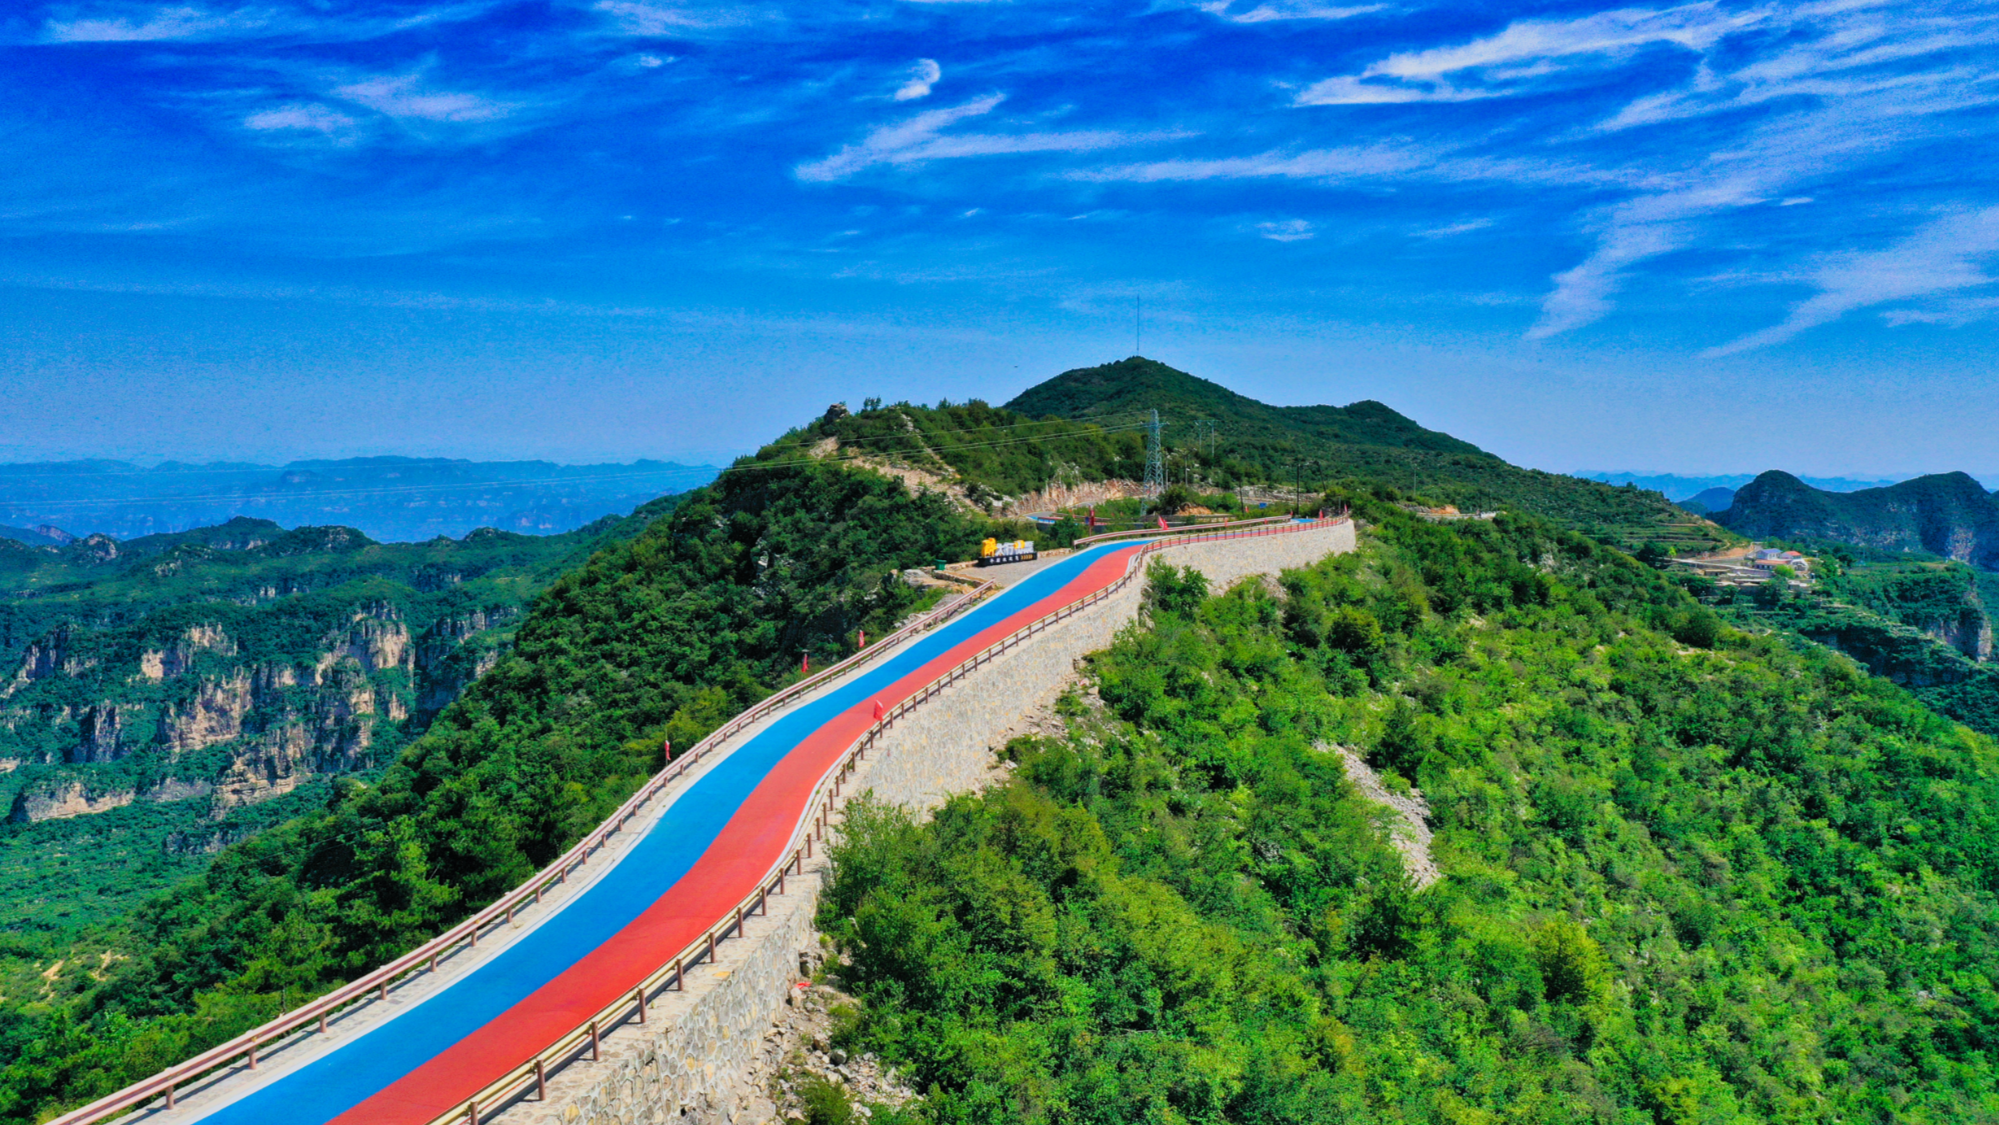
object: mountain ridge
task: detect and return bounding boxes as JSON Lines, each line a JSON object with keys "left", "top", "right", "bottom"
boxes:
{"left": 997, "top": 357, "right": 1726, "bottom": 551}
{"left": 1717, "top": 469, "right": 1999, "bottom": 569}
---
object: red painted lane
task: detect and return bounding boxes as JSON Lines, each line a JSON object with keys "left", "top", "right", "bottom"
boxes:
{"left": 332, "top": 544, "right": 1150, "bottom": 1125}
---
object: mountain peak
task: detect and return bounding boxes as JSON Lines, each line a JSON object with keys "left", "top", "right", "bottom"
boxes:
{"left": 1004, "top": 357, "right": 1490, "bottom": 459}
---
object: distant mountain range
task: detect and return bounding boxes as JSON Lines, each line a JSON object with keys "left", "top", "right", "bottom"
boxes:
{"left": 0, "top": 457, "right": 718, "bottom": 543}
{"left": 1578, "top": 471, "right": 1903, "bottom": 503}
{"left": 1712, "top": 470, "right": 1999, "bottom": 570}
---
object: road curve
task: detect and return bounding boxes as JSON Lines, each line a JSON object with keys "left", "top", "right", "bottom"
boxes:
{"left": 178, "top": 538, "right": 1169, "bottom": 1125}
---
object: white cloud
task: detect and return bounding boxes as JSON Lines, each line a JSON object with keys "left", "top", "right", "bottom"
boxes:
{"left": 332, "top": 73, "right": 516, "bottom": 123}
{"left": 243, "top": 103, "right": 356, "bottom": 134}
{"left": 41, "top": 4, "right": 281, "bottom": 42}
{"left": 38, "top": 1, "right": 496, "bottom": 44}
{"left": 895, "top": 59, "right": 942, "bottom": 101}
{"left": 1296, "top": 3, "right": 1759, "bottom": 105}
{"left": 1256, "top": 219, "right": 1315, "bottom": 241}
{"left": 1419, "top": 218, "right": 1493, "bottom": 238}
{"left": 1197, "top": 1, "right": 1385, "bottom": 23}
{"left": 1070, "top": 142, "right": 1618, "bottom": 190}
{"left": 1704, "top": 208, "right": 1999, "bottom": 354}
{"left": 1072, "top": 142, "right": 1431, "bottom": 183}
{"left": 591, "top": 0, "right": 767, "bottom": 34}
{"left": 797, "top": 94, "right": 1176, "bottom": 182}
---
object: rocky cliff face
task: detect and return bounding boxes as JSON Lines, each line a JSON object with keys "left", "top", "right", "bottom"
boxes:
{"left": 6, "top": 779, "right": 133, "bottom": 823}
{"left": 1, "top": 602, "right": 514, "bottom": 824}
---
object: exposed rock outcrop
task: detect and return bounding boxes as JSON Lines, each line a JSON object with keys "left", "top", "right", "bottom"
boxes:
{"left": 7, "top": 779, "right": 134, "bottom": 823}
{"left": 138, "top": 624, "right": 238, "bottom": 682}
{"left": 69, "top": 703, "right": 147, "bottom": 764}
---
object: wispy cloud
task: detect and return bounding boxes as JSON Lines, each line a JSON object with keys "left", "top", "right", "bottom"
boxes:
{"left": 1072, "top": 142, "right": 1431, "bottom": 183}
{"left": 1196, "top": 1, "right": 1385, "bottom": 23}
{"left": 589, "top": 0, "right": 771, "bottom": 35}
{"left": 1296, "top": 3, "right": 1757, "bottom": 105}
{"left": 1704, "top": 208, "right": 1999, "bottom": 354}
{"left": 243, "top": 102, "right": 358, "bottom": 136}
{"left": 1256, "top": 218, "right": 1315, "bottom": 241}
{"left": 1070, "top": 141, "right": 1617, "bottom": 190}
{"left": 41, "top": 3, "right": 278, "bottom": 42}
{"left": 1418, "top": 217, "right": 1492, "bottom": 238}
{"left": 895, "top": 58, "right": 942, "bottom": 101}
{"left": 37, "top": 1, "right": 494, "bottom": 44}
{"left": 797, "top": 94, "right": 1177, "bottom": 182}
{"left": 332, "top": 72, "right": 519, "bottom": 124}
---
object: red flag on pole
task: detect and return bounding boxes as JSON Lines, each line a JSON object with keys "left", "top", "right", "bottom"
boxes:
{"left": 801, "top": 653, "right": 809, "bottom": 675}
{"left": 1157, "top": 515, "right": 1169, "bottom": 530}
{"left": 858, "top": 629, "right": 867, "bottom": 649}
{"left": 873, "top": 700, "right": 884, "bottom": 719}
{"left": 1087, "top": 506, "right": 1096, "bottom": 532}
{"left": 663, "top": 738, "right": 672, "bottom": 760}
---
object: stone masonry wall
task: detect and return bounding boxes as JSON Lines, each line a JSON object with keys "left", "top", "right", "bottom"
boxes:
{"left": 516, "top": 521, "right": 1355, "bottom": 1125}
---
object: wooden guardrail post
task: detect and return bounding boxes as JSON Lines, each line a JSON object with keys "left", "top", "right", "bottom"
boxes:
{"left": 590, "top": 1020, "right": 600, "bottom": 1061}
{"left": 535, "top": 1058, "right": 547, "bottom": 1099}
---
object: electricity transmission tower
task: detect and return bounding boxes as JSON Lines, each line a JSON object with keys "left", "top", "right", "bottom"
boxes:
{"left": 1144, "top": 409, "right": 1167, "bottom": 498}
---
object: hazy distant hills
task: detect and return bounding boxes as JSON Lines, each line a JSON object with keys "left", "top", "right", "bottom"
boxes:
{"left": 1580, "top": 470, "right": 1900, "bottom": 502}
{"left": 1716, "top": 470, "right": 1999, "bottom": 570}
{"left": 0, "top": 457, "right": 719, "bottom": 543}
{"left": 1677, "top": 487, "right": 1740, "bottom": 517}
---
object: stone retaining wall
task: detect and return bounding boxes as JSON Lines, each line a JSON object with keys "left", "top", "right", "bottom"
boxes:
{"left": 516, "top": 521, "right": 1355, "bottom": 1125}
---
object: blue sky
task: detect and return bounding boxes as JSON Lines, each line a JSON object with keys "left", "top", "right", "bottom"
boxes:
{"left": 3, "top": 0, "right": 1997, "bottom": 480}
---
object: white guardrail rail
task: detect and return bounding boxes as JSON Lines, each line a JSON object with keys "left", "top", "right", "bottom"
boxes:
{"left": 53, "top": 517, "right": 1344, "bottom": 1125}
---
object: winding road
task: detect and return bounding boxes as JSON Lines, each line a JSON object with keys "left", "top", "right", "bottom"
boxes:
{"left": 167, "top": 537, "right": 1173, "bottom": 1125}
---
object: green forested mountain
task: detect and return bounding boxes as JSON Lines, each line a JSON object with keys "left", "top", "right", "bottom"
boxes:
{"left": 1000, "top": 358, "right": 1726, "bottom": 551}
{"left": 0, "top": 459, "right": 987, "bottom": 1125}
{"left": 820, "top": 509, "right": 1999, "bottom": 1124}
{"left": 762, "top": 359, "right": 1725, "bottom": 553}
{"left": 1719, "top": 470, "right": 1999, "bottom": 569}
{"left": 1004, "top": 357, "right": 1487, "bottom": 457}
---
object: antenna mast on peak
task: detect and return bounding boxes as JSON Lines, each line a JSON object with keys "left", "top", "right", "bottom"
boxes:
{"left": 1134, "top": 296, "right": 1141, "bottom": 357}
{"left": 1144, "top": 408, "right": 1166, "bottom": 499}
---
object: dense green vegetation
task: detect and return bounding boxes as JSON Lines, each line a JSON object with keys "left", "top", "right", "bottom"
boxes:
{"left": 0, "top": 459, "right": 987, "bottom": 1124}
{"left": 1005, "top": 358, "right": 1729, "bottom": 553}
{"left": 1700, "top": 557, "right": 1999, "bottom": 742}
{"left": 760, "top": 360, "right": 1728, "bottom": 554}
{"left": 819, "top": 510, "right": 1999, "bottom": 1123}
{"left": 761, "top": 398, "right": 1148, "bottom": 503}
